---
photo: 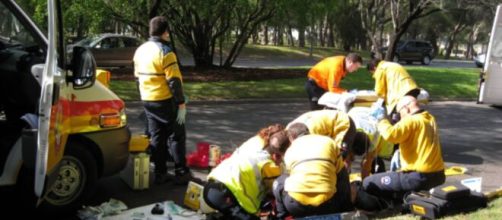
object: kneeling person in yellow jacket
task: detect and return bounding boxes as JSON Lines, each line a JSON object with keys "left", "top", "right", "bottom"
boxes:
{"left": 287, "top": 109, "right": 370, "bottom": 171}
{"left": 273, "top": 124, "right": 354, "bottom": 218}
{"left": 354, "top": 96, "right": 445, "bottom": 212}
{"left": 203, "top": 130, "right": 290, "bottom": 220}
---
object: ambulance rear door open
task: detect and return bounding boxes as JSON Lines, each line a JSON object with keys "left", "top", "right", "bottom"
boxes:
{"left": 478, "top": 4, "right": 502, "bottom": 105}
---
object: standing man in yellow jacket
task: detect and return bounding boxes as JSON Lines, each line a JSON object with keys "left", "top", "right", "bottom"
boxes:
{"left": 273, "top": 124, "right": 354, "bottom": 218}
{"left": 134, "top": 16, "right": 190, "bottom": 184}
{"left": 203, "top": 130, "right": 290, "bottom": 220}
{"left": 354, "top": 96, "right": 445, "bottom": 212}
{"left": 367, "top": 58, "right": 420, "bottom": 122}
{"left": 306, "top": 53, "right": 363, "bottom": 110}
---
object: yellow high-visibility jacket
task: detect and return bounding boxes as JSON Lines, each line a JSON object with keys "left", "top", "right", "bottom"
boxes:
{"left": 373, "top": 61, "right": 418, "bottom": 112}
{"left": 308, "top": 56, "right": 347, "bottom": 93}
{"left": 208, "top": 148, "right": 281, "bottom": 214}
{"left": 284, "top": 134, "right": 345, "bottom": 206}
{"left": 134, "top": 38, "right": 184, "bottom": 102}
{"left": 378, "top": 110, "right": 444, "bottom": 173}
{"left": 288, "top": 110, "right": 351, "bottom": 149}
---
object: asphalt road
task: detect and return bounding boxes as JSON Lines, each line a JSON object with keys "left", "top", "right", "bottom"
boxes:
{"left": 178, "top": 56, "right": 479, "bottom": 69}
{"left": 74, "top": 100, "right": 502, "bottom": 219}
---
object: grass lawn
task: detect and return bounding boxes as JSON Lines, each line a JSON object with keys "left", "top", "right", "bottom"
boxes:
{"left": 382, "top": 197, "right": 502, "bottom": 219}
{"left": 109, "top": 67, "right": 479, "bottom": 101}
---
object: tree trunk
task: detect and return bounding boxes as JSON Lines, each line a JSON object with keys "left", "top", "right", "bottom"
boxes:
{"left": 319, "top": 20, "right": 325, "bottom": 47}
{"left": 299, "top": 26, "right": 306, "bottom": 47}
{"left": 287, "top": 25, "right": 295, "bottom": 47}
{"left": 466, "top": 24, "right": 481, "bottom": 59}
{"left": 263, "top": 25, "right": 269, "bottom": 45}
{"left": 277, "top": 26, "right": 284, "bottom": 46}
{"left": 444, "top": 23, "right": 465, "bottom": 60}
{"left": 327, "top": 21, "right": 335, "bottom": 47}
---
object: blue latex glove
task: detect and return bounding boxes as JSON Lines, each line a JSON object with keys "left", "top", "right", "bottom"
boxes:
{"left": 369, "top": 105, "right": 385, "bottom": 121}
{"left": 184, "top": 95, "right": 189, "bottom": 104}
{"left": 176, "top": 105, "right": 186, "bottom": 125}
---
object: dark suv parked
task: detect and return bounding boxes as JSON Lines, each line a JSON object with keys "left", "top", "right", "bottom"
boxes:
{"left": 372, "top": 40, "right": 435, "bottom": 65}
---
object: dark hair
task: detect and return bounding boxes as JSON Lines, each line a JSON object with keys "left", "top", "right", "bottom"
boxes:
{"left": 257, "top": 123, "right": 285, "bottom": 147}
{"left": 346, "top": 53, "right": 363, "bottom": 64}
{"left": 149, "top": 16, "right": 169, "bottom": 37}
{"left": 266, "top": 131, "right": 290, "bottom": 155}
{"left": 367, "top": 58, "right": 382, "bottom": 72}
{"left": 351, "top": 131, "right": 370, "bottom": 156}
{"left": 286, "top": 123, "right": 309, "bottom": 140}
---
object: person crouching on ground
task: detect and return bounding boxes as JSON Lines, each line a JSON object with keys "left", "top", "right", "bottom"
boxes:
{"left": 287, "top": 109, "right": 370, "bottom": 172}
{"left": 273, "top": 123, "right": 355, "bottom": 219}
{"left": 354, "top": 96, "right": 445, "bottom": 212}
{"left": 203, "top": 130, "right": 290, "bottom": 220}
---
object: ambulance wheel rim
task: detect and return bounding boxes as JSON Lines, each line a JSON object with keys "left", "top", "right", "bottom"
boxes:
{"left": 46, "top": 155, "right": 86, "bottom": 205}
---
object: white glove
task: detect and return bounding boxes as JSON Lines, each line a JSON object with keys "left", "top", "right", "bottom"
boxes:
{"left": 349, "top": 89, "right": 358, "bottom": 94}
{"left": 176, "top": 105, "right": 186, "bottom": 125}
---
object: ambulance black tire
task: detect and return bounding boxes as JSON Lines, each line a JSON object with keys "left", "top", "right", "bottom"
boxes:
{"left": 40, "top": 141, "right": 98, "bottom": 215}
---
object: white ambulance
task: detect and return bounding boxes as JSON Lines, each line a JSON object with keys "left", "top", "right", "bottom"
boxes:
{"left": 0, "top": 0, "right": 130, "bottom": 214}
{"left": 478, "top": 4, "right": 502, "bottom": 105}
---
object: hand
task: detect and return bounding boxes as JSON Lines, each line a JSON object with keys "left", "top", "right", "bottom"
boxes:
{"left": 369, "top": 105, "right": 385, "bottom": 121}
{"left": 176, "top": 104, "right": 186, "bottom": 125}
{"left": 349, "top": 89, "right": 358, "bottom": 94}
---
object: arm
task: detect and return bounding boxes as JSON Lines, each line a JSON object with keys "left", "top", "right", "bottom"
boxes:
{"left": 164, "top": 52, "right": 185, "bottom": 105}
{"left": 262, "top": 162, "right": 282, "bottom": 193}
{"left": 374, "top": 69, "right": 387, "bottom": 99}
{"left": 360, "top": 149, "right": 377, "bottom": 179}
{"left": 377, "top": 118, "right": 412, "bottom": 144}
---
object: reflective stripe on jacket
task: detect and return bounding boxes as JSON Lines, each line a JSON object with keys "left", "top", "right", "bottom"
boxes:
{"left": 307, "top": 56, "right": 347, "bottom": 93}
{"left": 133, "top": 38, "right": 183, "bottom": 101}
{"left": 208, "top": 148, "right": 278, "bottom": 214}
{"left": 373, "top": 61, "right": 418, "bottom": 112}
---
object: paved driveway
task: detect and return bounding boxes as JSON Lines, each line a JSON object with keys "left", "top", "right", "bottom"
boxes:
{"left": 85, "top": 100, "right": 502, "bottom": 213}
{"left": 125, "top": 100, "right": 502, "bottom": 189}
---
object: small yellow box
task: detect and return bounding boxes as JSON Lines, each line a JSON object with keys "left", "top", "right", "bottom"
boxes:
{"left": 184, "top": 181, "right": 203, "bottom": 210}
{"left": 129, "top": 135, "right": 149, "bottom": 152}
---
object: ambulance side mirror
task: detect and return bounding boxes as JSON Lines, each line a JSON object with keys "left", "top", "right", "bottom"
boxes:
{"left": 70, "top": 46, "right": 96, "bottom": 89}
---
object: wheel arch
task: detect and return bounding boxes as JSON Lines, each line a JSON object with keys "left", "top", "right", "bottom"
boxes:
{"left": 65, "top": 135, "right": 104, "bottom": 178}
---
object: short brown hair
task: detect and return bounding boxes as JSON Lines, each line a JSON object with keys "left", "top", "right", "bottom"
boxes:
{"left": 346, "top": 53, "right": 363, "bottom": 64}
{"left": 286, "top": 123, "right": 309, "bottom": 140}
{"left": 266, "top": 131, "right": 290, "bottom": 155}
{"left": 257, "top": 123, "right": 285, "bottom": 147}
{"left": 149, "top": 16, "right": 168, "bottom": 37}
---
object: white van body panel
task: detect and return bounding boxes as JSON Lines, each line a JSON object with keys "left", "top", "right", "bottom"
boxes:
{"left": 479, "top": 4, "right": 502, "bottom": 104}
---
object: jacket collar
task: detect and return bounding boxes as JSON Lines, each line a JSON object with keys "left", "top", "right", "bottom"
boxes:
{"left": 148, "top": 36, "right": 169, "bottom": 44}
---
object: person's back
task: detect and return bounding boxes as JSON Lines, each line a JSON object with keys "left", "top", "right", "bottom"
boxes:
{"left": 273, "top": 134, "right": 353, "bottom": 218}
{"left": 285, "top": 134, "right": 344, "bottom": 200}
{"left": 288, "top": 110, "right": 352, "bottom": 147}
{"left": 370, "top": 60, "right": 419, "bottom": 113}
{"left": 308, "top": 56, "right": 346, "bottom": 93}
